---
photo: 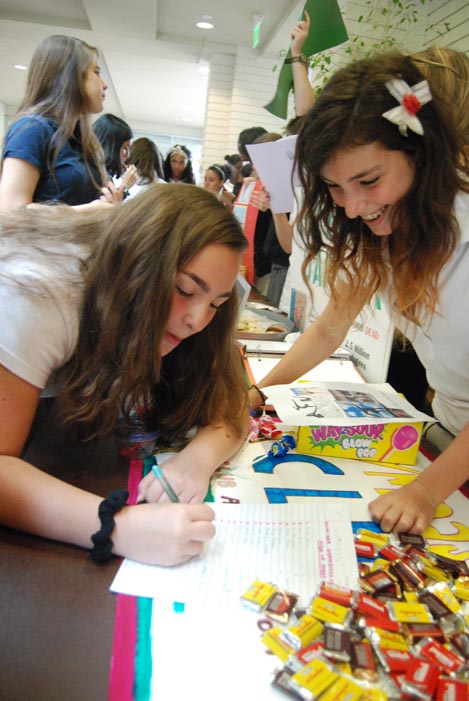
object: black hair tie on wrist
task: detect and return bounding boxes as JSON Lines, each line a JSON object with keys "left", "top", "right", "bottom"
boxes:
{"left": 90, "top": 489, "right": 129, "bottom": 563}
{"left": 251, "top": 384, "right": 268, "bottom": 404}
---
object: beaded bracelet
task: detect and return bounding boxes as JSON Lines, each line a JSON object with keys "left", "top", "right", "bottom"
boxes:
{"left": 90, "top": 489, "right": 129, "bottom": 563}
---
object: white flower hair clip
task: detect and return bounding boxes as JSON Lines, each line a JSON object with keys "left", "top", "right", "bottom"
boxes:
{"left": 382, "top": 79, "right": 432, "bottom": 136}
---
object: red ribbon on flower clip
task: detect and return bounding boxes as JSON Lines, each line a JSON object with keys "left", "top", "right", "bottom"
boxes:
{"left": 402, "top": 93, "right": 421, "bottom": 116}
{"left": 383, "top": 78, "right": 432, "bottom": 136}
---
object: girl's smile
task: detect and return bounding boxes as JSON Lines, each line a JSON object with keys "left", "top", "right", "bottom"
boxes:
{"left": 320, "top": 142, "right": 416, "bottom": 236}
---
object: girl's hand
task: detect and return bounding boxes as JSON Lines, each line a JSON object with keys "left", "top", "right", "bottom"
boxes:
{"left": 120, "top": 164, "right": 138, "bottom": 190}
{"left": 368, "top": 480, "right": 438, "bottom": 534}
{"left": 248, "top": 385, "right": 266, "bottom": 412}
{"left": 290, "top": 10, "right": 310, "bottom": 56}
{"left": 100, "top": 180, "right": 121, "bottom": 204}
{"left": 113, "top": 502, "right": 215, "bottom": 566}
{"left": 99, "top": 169, "right": 136, "bottom": 204}
{"left": 249, "top": 187, "right": 271, "bottom": 212}
{"left": 136, "top": 453, "right": 213, "bottom": 505}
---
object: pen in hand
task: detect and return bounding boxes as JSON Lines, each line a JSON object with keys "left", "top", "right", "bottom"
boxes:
{"left": 149, "top": 455, "right": 180, "bottom": 503}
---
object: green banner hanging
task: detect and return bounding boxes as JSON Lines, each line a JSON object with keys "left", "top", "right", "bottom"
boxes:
{"left": 264, "top": 0, "right": 349, "bottom": 119}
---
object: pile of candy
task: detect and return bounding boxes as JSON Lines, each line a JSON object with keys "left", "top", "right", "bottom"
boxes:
{"left": 249, "top": 413, "right": 297, "bottom": 460}
{"left": 241, "top": 529, "right": 469, "bottom": 700}
{"left": 249, "top": 413, "right": 284, "bottom": 441}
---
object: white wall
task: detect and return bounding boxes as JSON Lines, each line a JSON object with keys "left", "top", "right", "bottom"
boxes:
{"left": 3, "top": 1, "right": 469, "bottom": 175}
{"left": 0, "top": 102, "right": 5, "bottom": 147}
{"left": 201, "top": 52, "right": 236, "bottom": 171}
{"left": 201, "top": 47, "right": 290, "bottom": 172}
{"left": 339, "top": 0, "right": 469, "bottom": 54}
{"left": 201, "top": 0, "right": 469, "bottom": 173}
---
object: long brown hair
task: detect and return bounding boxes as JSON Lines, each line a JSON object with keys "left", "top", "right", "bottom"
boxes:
{"left": 129, "top": 137, "right": 164, "bottom": 182}
{"left": 0, "top": 185, "right": 248, "bottom": 441}
{"left": 13, "top": 34, "right": 106, "bottom": 189}
{"left": 296, "top": 51, "right": 469, "bottom": 325}
{"left": 411, "top": 47, "right": 469, "bottom": 145}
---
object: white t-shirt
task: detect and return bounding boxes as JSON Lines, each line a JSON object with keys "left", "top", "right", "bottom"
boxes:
{"left": 391, "top": 191, "right": 469, "bottom": 435}
{"left": 282, "top": 190, "right": 469, "bottom": 435}
{"left": 0, "top": 241, "right": 85, "bottom": 394}
{"left": 127, "top": 177, "right": 166, "bottom": 199}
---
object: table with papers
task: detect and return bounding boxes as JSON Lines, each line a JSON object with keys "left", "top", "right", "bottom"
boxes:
{"left": 109, "top": 356, "right": 469, "bottom": 700}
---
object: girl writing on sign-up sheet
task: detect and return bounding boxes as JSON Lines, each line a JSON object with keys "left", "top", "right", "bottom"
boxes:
{"left": 0, "top": 185, "right": 249, "bottom": 565}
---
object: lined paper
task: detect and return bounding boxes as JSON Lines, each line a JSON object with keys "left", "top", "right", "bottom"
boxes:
{"left": 110, "top": 502, "right": 357, "bottom": 607}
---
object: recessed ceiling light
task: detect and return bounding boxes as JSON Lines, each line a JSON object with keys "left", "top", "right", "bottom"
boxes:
{"left": 196, "top": 15, "right": 214, "bottom": 29}
{"left": 14, "top": 64, "right": 27, "bottom": 70}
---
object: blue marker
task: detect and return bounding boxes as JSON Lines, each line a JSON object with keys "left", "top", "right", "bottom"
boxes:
{"left": 149, "top": 455, "right": 180, "bottom": 503}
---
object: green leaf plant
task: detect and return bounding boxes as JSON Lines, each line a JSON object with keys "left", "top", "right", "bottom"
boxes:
{"left": 274, "top": 0, "right": 451, "bottom": 99}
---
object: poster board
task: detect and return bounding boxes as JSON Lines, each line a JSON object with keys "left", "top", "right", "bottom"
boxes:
{"left": 233, "top": 178, "right": 264, "bottom": 285}
{"left": 109, "top": 441, "right": 469, "bottom": 701}
{"left": 281, "top": 190, "right": 394, "bottom": 383}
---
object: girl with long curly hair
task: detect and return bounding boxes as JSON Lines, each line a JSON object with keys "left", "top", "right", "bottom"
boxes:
{"left": 249, "top": 51, "right": 469, "bottom": 535}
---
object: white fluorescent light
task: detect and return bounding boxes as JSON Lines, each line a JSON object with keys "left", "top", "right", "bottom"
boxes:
{"left": 197, "top": 15, "right": 214, "bottom": 29}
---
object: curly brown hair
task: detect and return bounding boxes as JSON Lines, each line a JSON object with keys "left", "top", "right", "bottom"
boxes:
{"left": 411, "top": 47, "right": 469, "bottom": 144}
{"left": 295, "top": 51, "right": 469, "bottom": 325}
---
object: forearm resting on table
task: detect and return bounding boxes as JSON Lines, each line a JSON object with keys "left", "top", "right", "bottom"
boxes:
{"left": 257, "top": 314, "right": 348, "bottom": 392}
{"left": 0, "top": 456, "right": 101, "bottom": 547}
{"left": 368, "top": 422, "right": 469, "bottom": 534}
{"left": 181, "top": 420, "right": 249, "bottom": 473}
{"left": 255, "top": 286, "right": 364, "bottom": 400}
{"left": 0, "top": 450, "right": 217, "bottom": 566}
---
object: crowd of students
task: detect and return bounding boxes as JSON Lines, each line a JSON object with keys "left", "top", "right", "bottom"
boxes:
{"left": 1, "top": 24, "right": 469, "bottom": 566}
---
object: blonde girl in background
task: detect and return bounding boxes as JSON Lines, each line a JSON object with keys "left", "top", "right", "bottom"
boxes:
{"left": 126, "top": 137, "right": 166, "bottom": 198}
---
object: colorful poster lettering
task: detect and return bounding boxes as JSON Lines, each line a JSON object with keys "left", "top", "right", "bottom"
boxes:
{"left": 282, "top": 220, "right": 394, "bottom": 383}
{"left": 210, "top": 440, "right": 469, "bottom": 560}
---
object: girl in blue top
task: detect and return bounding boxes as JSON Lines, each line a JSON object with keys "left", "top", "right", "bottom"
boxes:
{"left": 0, "top": 34, "right": 123, "bottom": 211}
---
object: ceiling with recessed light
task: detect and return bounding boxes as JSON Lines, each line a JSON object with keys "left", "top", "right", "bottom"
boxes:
{"left": 0, "top": 0, "right": 303, "bottom": 134}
